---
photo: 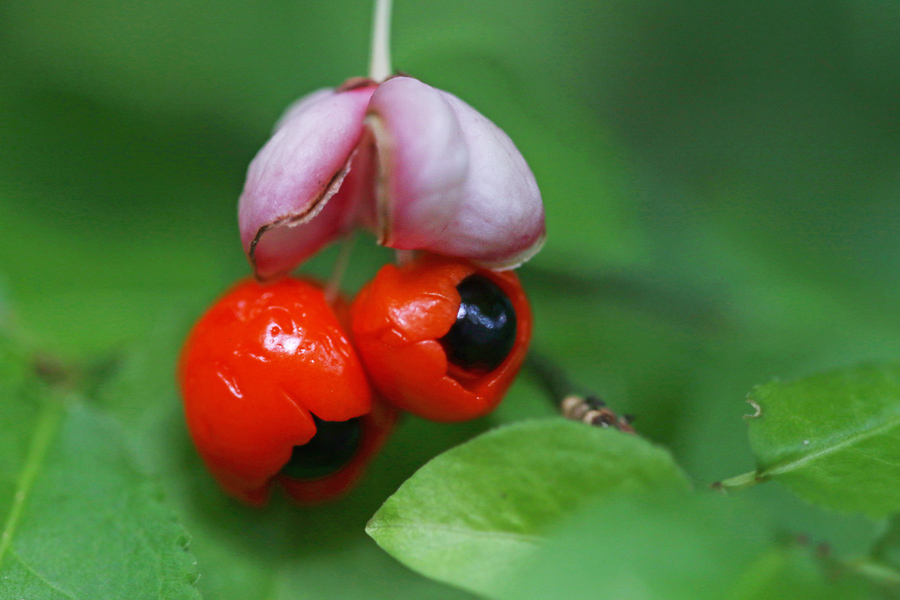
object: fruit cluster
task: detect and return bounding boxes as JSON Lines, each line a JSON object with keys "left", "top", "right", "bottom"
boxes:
{"left": 178, "top": 75, "right": 544, "bottom": 505}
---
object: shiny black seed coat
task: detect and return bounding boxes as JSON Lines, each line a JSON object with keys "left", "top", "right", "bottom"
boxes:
{"left": 280, "top": 415, "right": 362, "bottom": 480}
{"left": 439, "top": 274, "right": 517, "bottom": 373}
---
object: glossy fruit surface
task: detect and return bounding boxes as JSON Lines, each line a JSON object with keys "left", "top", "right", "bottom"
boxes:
{"left": 351, "top": 254, "right": 532, "bottom": 422}
{"left": 178, "top": 277, "right": 384, "bottom": 505}
{"left": 439, "top": 273, "right": 517, "bottom": 373}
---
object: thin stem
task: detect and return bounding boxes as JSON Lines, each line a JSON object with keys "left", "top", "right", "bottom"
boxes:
{"left": 524, "top": 350, "right": 635, "bottom": 433}
{"left": 324, "top": 234, "right": 356, "bottom": 304}
{"left": 368, "top": 0, "right": 393, "bottom": 82}
{"left": 712, "top": 470, "right": 765, "bottom": 492}
{"left": 524, "top": 351, "right": 586, "bottom": 404}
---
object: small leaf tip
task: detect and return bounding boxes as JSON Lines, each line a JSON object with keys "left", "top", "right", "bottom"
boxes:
{"left": 744, "top": 398, "right": 762, "bottom": 419}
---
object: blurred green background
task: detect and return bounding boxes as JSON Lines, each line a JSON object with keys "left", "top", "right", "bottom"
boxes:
{"left": 1, "top": 0, "right": 899, "bottom": 597}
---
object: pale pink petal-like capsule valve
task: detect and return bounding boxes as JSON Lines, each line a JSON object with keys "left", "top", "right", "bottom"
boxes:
{"left": 238, "top": 82, "right": 377, "bottom": 280}
{"left": 238, "top": 76, "right": 545, "bottom": 278}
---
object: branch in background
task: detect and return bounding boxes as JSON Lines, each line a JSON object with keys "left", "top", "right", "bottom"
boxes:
{"left": 519, "top": 264, "right": 729, "bottom": 333}
{"left": 524, "top": 351, "right": 634, "bottom": 434}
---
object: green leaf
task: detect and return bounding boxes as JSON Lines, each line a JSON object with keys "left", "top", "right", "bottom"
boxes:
{"left": 366, "top": 420, "right": 690, "bottom": 599}
{"left": 872, "top": 516, "right": 900, "bottom": 571}
{"left": 0, "top": 337, "right": 200, "bottom": 600}
{"left": 503, "top": 492, "right": 869, "bottom": 600}
{"left": 742, "top": 362, "right": 900, "bottom": 517}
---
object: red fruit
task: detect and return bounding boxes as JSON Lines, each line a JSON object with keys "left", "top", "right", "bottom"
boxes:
{"left": 351, "top": 254, "right": 532, "bottom": 422}
{"left": 178, "top": 277, "right": 394, "bottom": 505}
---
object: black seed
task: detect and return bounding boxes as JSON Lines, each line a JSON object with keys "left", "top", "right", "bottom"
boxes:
{"left": 279, "top": 415, "right": 362, "bottom": 480}
{"left": 439, "top": 274, "right": 517, "bottom": 373}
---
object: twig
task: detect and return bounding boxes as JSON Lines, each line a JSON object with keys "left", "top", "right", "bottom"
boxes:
{"left": 524, "top": 351, "right": 635, "bottom": 433}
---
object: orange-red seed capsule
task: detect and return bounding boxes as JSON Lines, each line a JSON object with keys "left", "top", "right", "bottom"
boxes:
{"left": 178, "top": 277, "right": 382, "bottom": 505}
{"left": 350, "top": 254, "right": 532, "bottom": 422}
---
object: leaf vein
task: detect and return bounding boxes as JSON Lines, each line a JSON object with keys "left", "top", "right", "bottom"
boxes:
{"left": 762, "top": 411, "right": 900, "bottom": 478}
{"left": 10, "top": 548, "right": 81, "bottom": 600}
{"left": 120, "top": 504, "right": 164, "bottom": 600}
{"left": 0, "top": 401, "right": 63, "bottom": 568}
{"left": 846, "top": 447, "right": 900, "bottom": 468}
